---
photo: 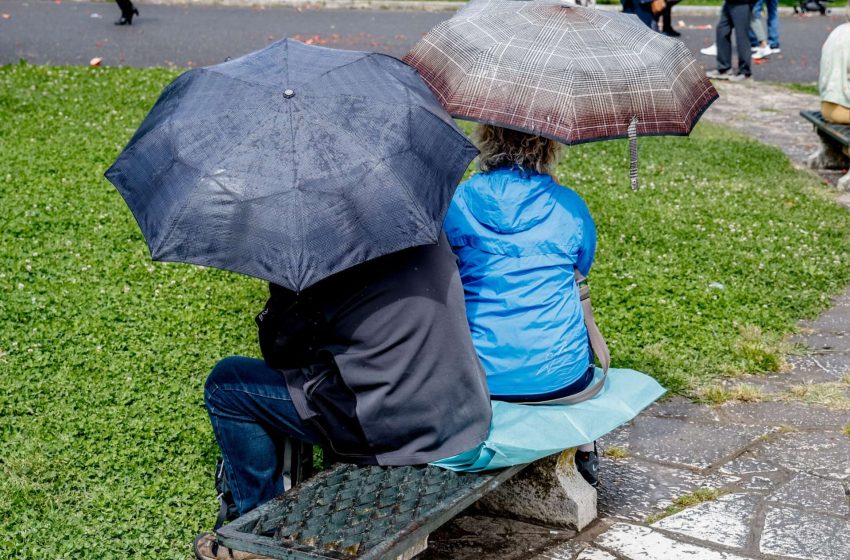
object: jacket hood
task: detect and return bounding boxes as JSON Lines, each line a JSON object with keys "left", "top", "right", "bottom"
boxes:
{"left": 462, "top": 168, "right": 557, "bottom": 234}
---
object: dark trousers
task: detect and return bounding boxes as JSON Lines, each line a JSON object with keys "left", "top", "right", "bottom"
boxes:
{"left": 204, "top": 356, "right": 322, "bottom": 515}
{"left": 115, "top": 0, "right": 135, "bottom": 18}
{"left": 716, "top": 2, "right": 752, "bottom": 76}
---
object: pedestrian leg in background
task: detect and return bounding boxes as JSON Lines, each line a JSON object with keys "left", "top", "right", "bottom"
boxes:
{"left": 750, "top": 4, "right": 771, "bottom": 59}
{"left": 730, "top": 2, "right": 753, "bottom": 77}
{"left": 114, "top": 0, "right": 138, "bottom": 25}
{"left": 763, "top": 0, "right": 780, "bottom": 50}
{"left": 710, "top": 3, "right": 735, "bottom": 78}
{"left": 622, "top": 0, "right": 657, "bottom": 29}
{"left": 658, "top": 0, "right": 682, "bottom": 37}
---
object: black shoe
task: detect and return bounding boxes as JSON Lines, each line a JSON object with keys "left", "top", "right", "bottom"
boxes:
{"left": 664, "top": 28, "right": 681, "bottom": 38}
{"left": 114, "top": 16, "right": 130, "bottom": 25}
{"left": 575, "top": 443, "right": 599, "bottom": 488}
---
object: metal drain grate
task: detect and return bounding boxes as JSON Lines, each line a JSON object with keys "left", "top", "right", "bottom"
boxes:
{"left": 216, "top": 462, "right": 524, "bottom": 560}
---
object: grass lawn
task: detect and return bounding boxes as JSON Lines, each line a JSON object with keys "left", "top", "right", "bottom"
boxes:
{"left": 2, "top": 63, "right": 850, "bottom": 558}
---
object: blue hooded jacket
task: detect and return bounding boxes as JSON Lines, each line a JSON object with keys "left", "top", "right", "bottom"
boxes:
{"left": 444, "top": 167, "right": 597, "bottom": 398}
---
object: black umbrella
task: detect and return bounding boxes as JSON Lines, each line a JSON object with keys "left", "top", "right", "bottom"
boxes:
{"left": 105, "top": 39, "right": 478, "bottom": 291}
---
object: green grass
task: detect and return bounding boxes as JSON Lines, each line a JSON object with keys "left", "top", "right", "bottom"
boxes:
{"left": 645, "top": 487, "right": 726, "bottom": 524}
{"left": 2, "top": 63, "right": 850, "bottom": 558}
{"left": 772, "top": 82, "right": 819, "bottom": 96}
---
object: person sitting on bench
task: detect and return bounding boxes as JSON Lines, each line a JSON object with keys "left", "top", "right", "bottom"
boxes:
{"left": 443, "top": 125, "right": 601, "bottom": 487}
{"left": 819, "top": 8, "right": 850, "bottom": 124}
{"left": 195, "top": 236, "right": 492, "bottom": 560}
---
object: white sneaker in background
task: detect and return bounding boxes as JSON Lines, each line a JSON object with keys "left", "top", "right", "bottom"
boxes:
{"left": 700, "top": 44, "right": 718, "bottom": 56}
{"left": 752, "top": 46, "right": 771, "bottom": 60}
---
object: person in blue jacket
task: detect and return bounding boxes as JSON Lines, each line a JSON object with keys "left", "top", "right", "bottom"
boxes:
{"left": 444, "top": 124, "right": 600, "bottom": 485}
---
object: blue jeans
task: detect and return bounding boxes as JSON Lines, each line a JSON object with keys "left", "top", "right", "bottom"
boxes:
{"left": 204, "top": 356, "right": 321, "bottom": 515}
{"left": 749, "top": 0, "right": 779, "bottom": 48}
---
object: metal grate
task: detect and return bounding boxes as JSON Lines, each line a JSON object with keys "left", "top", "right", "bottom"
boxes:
{"left": 801, "top": 110, "right": 850, "bottom": 146}
{"left": 216, "top": 463, "right": 525, "bottom": 560}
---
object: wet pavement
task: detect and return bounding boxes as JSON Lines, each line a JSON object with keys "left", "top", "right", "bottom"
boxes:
{"left": 0, "top": 0, "right": 845, "bottom": 83}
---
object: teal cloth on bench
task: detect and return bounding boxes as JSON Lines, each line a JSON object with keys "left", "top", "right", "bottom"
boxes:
{"left": 431, "top": 368, "right": 665, "bottom": 472}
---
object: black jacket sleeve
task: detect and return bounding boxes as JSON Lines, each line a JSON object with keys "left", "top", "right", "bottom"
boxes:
{"left": 256, "top": 284, "right": 326, "bottom": 369}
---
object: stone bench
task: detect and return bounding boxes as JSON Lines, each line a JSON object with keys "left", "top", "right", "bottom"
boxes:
{"left": 215, "top": 448, "right": 597, "bottom": 560}
{"left": 801, "top": 110, "right": 850, "bottom": 190}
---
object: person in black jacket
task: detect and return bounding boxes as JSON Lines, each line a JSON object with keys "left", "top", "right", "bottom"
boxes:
{"left": 194, "top": 234, "right": 492, "bottom": 559}
{"left": 705, "top": 0, "right": 754, "bottom": 81}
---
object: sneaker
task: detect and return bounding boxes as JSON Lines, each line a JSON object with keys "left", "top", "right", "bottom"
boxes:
{"left": 751, "top": 46, "right": 759, "bottom": 52}
{"left": 194, "top": 533, "right": 272, "bottom": 560}
{"left": 705, "top": 69, "right": 731, "bottom": 80}
{"left": 700, "top": 43, "right": 717, "bottom": 56}
{"left": 728, "top": 73, "right": 752, "bottom": 82}
{"left": 769, "top": 46, "right": 781, "bottom": 54}
{"left": 575, "top": 445, "right": 599, "bottom": 488}
{"left": 752, "top": 46, "right": 771, "bottom": 60}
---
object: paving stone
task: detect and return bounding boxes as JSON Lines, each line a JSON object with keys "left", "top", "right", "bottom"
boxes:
{"left": 720, "top": 456, "right": 780, "bottom": 476}
{"left": 787, "top": 353, "right": 850, "bottom": 383}
{"left": 597, "top": 423, "right": 631, "bottom": 450}
{"left": 597, "top": 456, "right": 739, "bottom": 521}
{"left": 593, "top": 522, "right": 751, "bottom": 560}
{"left": 766, "top": 473, "right": 850, "bottom": 515}
{"left": 718, "top": 401, "right": 850, "bottom": 430}
{"left": 643, "top": 396, "right": 722, "bottom": 422}
{"left": 738, "top": 474, "right": 782, "bottom": 491}
{"left": 799, "top": 289, "right": 850, "bottom": 332}
{"left": 652, "top": 493, "right": 760, "bottom": 550}
{"left": 760, "top": 506, "right": 850, "bottom": 560}
{"left": 790, "top": 331, "right": 850, "bottom": 354}
{"left": 532, "top": 541, "right": 585, "bottom": 560}
{"left": 625, "top": 416, "right": 771, "bottom": 470}
{"left": 575, "top": 548, "right": 618, "bottom": 560}
{"left": 756, "top": 432, "right": 850, "bottom": 480}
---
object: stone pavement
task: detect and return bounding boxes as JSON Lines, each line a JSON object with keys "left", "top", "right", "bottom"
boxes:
{"left": 424, "top": 82, "right": 850, "bottom": 560}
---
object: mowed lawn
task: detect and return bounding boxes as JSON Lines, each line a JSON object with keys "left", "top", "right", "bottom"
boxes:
{"left": 1, "top": 64, "right": 850, "bottom": 558}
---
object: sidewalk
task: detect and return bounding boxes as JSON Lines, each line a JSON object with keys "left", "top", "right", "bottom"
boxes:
{"left": 125, "top": 0, "right": 801, "bottom": 15}
{"left": 424, "top": 82, "right": 850, "bottom": 560}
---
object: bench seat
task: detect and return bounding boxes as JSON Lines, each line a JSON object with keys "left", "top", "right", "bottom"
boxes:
{"left": 801, "top": 110, "right": 850, "bottom": 190}
{"left": 216, "top": 449, "right": 596, "bottom": 560}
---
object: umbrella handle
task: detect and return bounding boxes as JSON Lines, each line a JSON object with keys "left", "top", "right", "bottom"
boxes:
{"left": 628, "top": 116, "right": 639, "bottom": 191}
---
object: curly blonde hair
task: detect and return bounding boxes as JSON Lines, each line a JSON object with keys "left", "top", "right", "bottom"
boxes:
{"left": 476, "top": 124, "right": 561, "bottom": 175}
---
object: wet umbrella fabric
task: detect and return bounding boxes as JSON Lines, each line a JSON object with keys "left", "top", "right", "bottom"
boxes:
{"left": 403, "top": 0, "right": 718, "bottom": 186}
{"left": 105, "top": 39, "right": 478, "bottom": 292}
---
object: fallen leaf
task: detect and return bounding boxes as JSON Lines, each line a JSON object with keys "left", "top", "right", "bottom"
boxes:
{"left": 1, "top": 13, "right": 11, "bottom": 19}
{"left": 89, "top": 57, "right": 102, "bottom": 67}
{"left": 687, "top": 24, "right": 712, "bottom": 30}
{"left": 90, "top": 12, "right": 101, "bottom": 18}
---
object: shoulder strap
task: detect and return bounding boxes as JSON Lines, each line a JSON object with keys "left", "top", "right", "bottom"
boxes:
{"left": 527, "top": 270, "right": 610, "bottom": 405}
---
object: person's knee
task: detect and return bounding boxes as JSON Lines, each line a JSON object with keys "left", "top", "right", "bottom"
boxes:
{"left": 204, "top": 356, "right": 243, "bottom": 405}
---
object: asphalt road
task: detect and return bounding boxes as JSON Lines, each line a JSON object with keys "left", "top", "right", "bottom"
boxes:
{"left": 0, "top": 0, "right": 843, "bottom": 83}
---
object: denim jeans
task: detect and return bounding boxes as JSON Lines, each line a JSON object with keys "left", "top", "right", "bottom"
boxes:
{"left": 204, "top": 356, "right": 321, "bottom": 515}
{"left": 749, "top": 0, "right": 779, "bottom": 48}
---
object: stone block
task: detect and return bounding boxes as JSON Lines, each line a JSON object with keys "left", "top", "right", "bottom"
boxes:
{"left": 760, "top": 506, "right": 850, "bottom": 559}
{"left": 594, "top": 522, "right": 750, "bottom": 559}
{"left": 478, "top": 449, "right": 597, "bottom": 531}
{"left": 766, "top": 473, "right": 849, "bottom": 515}
{"left": 652, "top": 493, "right": 760, "bottom": 550}
{"left": 598, "top": 456, "right": 739, "bottom": 521}
{"left": 624, "top": 416, "right": 770, "bottom": 470}
{"left": 805, "top": 132, "right": 847, "bottom": 170}
{"left": 756, "top": 432, "right": 850, "bottom": 480}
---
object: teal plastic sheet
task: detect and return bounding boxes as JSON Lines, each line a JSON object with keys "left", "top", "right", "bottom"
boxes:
{"left": 432, "top": 368, "right": 665, "bottom": 472}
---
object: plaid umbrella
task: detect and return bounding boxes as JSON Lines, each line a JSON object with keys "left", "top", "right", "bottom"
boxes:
{"left": 105, "top": 39, "right": 478, "bottom": 292}
{"left": 403, "top": 0, "right": 718, "bottom": 189}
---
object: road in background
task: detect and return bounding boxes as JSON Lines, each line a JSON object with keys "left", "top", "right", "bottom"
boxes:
{"left": 0, "top": 0, "right": 842, "bottom": 83}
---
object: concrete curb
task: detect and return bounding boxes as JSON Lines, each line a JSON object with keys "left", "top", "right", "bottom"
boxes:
{"left": 107, "top": 0, "right": 805, "bottom": 15}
